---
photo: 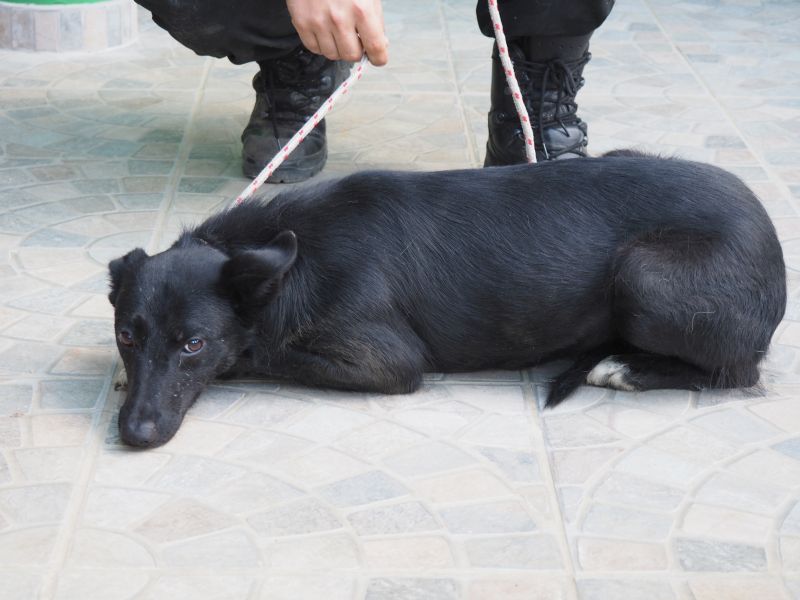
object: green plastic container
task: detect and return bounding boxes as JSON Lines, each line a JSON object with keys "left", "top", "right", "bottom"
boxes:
{"left": 1, "top": 0, "right": 107, "bottom": 4}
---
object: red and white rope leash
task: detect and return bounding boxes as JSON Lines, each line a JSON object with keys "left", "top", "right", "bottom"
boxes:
{"left": 233, "top": 0, "right": 534, "bottom": 205}
{"left": 233, "top": 55, "right": 369, "bottom": 205}
{"left": 486, "top": 0, "right": 537, "bottom": 164}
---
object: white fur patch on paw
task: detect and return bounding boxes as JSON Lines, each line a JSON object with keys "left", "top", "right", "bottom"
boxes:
{"left": 113, "top": 370, "right": 128, "bottom": 392}
{"left": 587, "top": 357, "right": 637, "bottom": 392}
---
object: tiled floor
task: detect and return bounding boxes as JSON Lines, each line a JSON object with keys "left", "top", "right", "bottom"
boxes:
{"left": 1, "top": 0, "right": 799, "bottom": 598}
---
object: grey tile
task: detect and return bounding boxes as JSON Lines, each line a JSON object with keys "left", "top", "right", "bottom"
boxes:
{"left": 127, "top": 160, "right": 173, "bottom": 175}
{"left": 0, "top": 454, "right": 9, "bottom": 485}
{"left": 0, "top": 343, "right": 63, "bottom": 375}
{"left": 774, "top": 438, "right": 800, "bottom": 461}
{"left": 676, "top": 538, "right": 767, "bottom": 572}
{"left": 577, "top": 579, "right": 675, "bottom": 600}
{"left": 465, "top": 535, "right": 562, "bottom": 569}
{"left": 247, "top": 499, "right": 342, "bottom": 537}
{"left": 477, "top": 447, "right": 541, "bottom": 482}
{"left": 0, "top": 483, "right": 71, "bottom": 524}
{"left": 440, "top": 501, "right": 536, "bottom": 534}
{"left": 365, "top": 578, "right": 459, "bottom": 600}
{"left": 61, "top": 320, "right": 114, "bottom": 347}
{"left": 781, "top": 502, "right": 800, "bottom": 535}
{"left": 0, "top": 383, "right": 33, "bottom": 416}
{"left": 318, "top": 471, "right": 408, "bottom": 507}
{"left": 22, "top": 228, "right": 90, "bottom": 248}
{"left": 177, "top": 177, "right": 226, "bottom": 194}
{"left": 89, "top": 141, "right": 141, "bottom": 158}
{"left": 72, "top": 179, "right": 121, "bottom": 194}
{"left": 348, "top": 501, "right": 439, "bottom": 536}
{"left": 40, "top": 379, "right": 105, "bottom": 410}
{"left": 61, "top": 196, "right": 115, "bottom": 214}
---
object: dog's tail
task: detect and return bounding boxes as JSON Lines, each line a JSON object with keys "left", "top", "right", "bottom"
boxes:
{"left": 545, "top": 346, "right": 617, "bottom": 407}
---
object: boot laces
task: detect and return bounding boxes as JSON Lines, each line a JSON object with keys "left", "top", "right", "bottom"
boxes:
{"left": 254, "top": 49, "right": 329, "bottom": 139}
{"left": 264, "top": 69, "right": 281, "bottom": 141}
{"left": 513, "top": 53, "right": 590, "bottom": 159}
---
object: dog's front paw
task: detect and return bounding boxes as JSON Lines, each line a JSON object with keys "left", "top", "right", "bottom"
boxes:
{"left": 586, "top": 357, "right": 637, "bottom": 392}
{"left": 113, "top": 370, "right": 128, "bottom": 392}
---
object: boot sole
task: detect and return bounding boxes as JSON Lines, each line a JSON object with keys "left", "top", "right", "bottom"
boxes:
{"left": 483, "top": 141, "right": 588, "bottom": 166}
{"left": 483, "top": 141, "right": 528, "bottom": 167}
{"left": 242, "top": 146, "right": 328, "bottom": 184}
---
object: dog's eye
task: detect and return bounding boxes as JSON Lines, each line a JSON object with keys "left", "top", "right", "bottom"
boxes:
{"left": 183, "top": 338, "right": 204, "bottom": 354}
{"left": 118, "top": 330, "right": 134, "bottom": 346}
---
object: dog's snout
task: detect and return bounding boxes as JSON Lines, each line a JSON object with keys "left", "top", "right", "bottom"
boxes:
{"left": 120, "top": 418, "right": 159, "bottom": 447}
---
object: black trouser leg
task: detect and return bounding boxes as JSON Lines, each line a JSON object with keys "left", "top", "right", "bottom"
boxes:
{"left": 476, "top": 0, "right": 615, "bottom": 39}
{"left": 476, "top": 0, "right": 614, "bottom": 60}
{"left": 137, "top": 0, "right": 616, "bottom": 65}
{"left": 134, "top": 0, "right": 301, "bottom": 63}
{"left": 134, "top": 0, "right": 347, "bottom": 183}
{"left": 476, "top": 0, "right": 615, "bottom": 61}
{"left": 479, "top": 0, "right": 615, "bottom": 164}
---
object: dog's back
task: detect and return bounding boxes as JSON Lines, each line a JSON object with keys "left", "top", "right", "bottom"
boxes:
{"left": 191, "top": 154, "right": 785, "bottom": 381}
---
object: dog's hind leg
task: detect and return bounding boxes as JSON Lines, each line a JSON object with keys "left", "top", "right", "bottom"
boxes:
{"left": 545, "top": 348, "right": 759, "bottom": 406}
{"left": 606, "top": 229, "right": 779, "bottom": 397}
{"left": 585, "top": 353, "right": 758, "bottom": 393}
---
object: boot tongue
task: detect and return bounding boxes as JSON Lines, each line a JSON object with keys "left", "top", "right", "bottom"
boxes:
{"left": 274, "top": 51, "right": 325, "bottom": 86}
{"left": 254, "top": 50, "right": 332, "bottom": 122}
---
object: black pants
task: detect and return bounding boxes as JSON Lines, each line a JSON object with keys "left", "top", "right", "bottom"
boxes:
{"left": 135, "top": 0, "right": 614, "bottom": 65}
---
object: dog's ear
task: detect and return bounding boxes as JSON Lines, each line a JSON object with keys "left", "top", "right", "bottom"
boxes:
{"left": 220, "top": 230, "right": 298, "bottom": 304}
{"left": 108, "top": 248, "right": 148, "bottom": 306}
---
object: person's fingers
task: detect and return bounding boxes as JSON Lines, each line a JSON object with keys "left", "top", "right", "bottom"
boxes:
{"left": 355, "top": 12, "right": 388, "bottom": 66}
{"left": 316, "top": 31, "right": 340, "bottom": 61}
{"left": 332, "top": 25, "right": 364, "bottom": 62}
{"left": 374, "top": 0, "right": 389, "bottom": 62}
{"left": 287, "top": 0, "right": 386, "bottom": 63}
{"left": 295, "top": 27, "right": 321, "bottom": 55}
{"left": 374, "top": 0, "right": 385, "bottom": 31}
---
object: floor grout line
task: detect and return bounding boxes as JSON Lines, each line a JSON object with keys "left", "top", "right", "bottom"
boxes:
{"left": 38, "top": 387, "right": 116, "bottom": 599}
{"left": 525, "top": 377, "right": 580, "bottom": 599}
{"left": 35, "top": 57, "right": 215, "bottom": 600}
{"left": 147, "top": 58, "right": 214, "bottom": 253}
{"left": 436, "top": 0, "right": 482, "bottom": 168}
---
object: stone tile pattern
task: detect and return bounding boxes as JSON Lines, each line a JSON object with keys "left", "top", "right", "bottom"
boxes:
{"left": 0, "top": 0, "right": 799, "bottom": 599}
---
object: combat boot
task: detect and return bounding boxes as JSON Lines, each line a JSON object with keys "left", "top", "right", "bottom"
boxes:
{"left": 484, "top": 36, "right": 592, "bottom": 165}
{"left": 242, "top": 47, "right": 351, "bottom": 182}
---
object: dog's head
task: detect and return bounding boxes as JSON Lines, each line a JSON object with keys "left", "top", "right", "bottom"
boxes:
{"left": 108, "top": 231, "right": 297, "bottom": 448}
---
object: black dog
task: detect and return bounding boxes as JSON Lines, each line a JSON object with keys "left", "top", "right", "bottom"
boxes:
{"left": 109, "top": 151, "right": 786, "bottom": 448}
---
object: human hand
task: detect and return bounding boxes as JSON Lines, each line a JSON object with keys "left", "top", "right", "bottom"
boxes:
{"left": 286, "top": 0, "right": 388, "bottom": 66}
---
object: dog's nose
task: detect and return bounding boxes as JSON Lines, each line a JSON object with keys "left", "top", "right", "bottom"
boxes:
{"left": 120, "top": 419, "right": 159, "bottom": 447}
